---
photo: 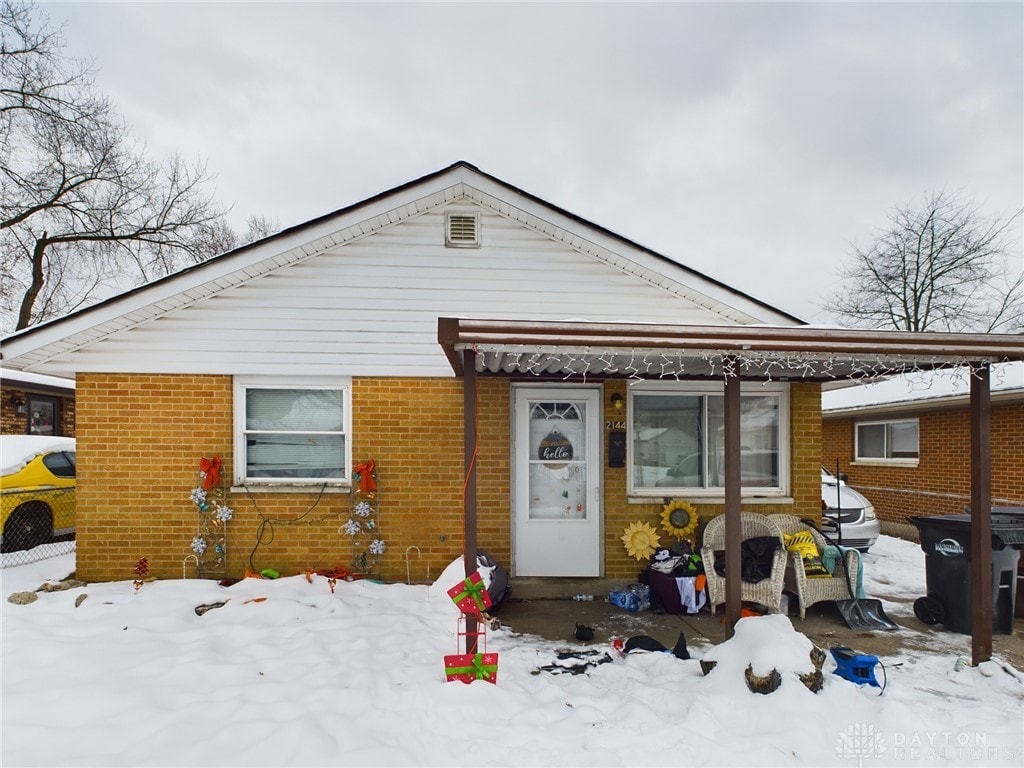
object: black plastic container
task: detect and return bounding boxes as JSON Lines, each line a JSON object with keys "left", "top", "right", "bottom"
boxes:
{"left": 908, "top": 513, "right": 1024, "bottom": 635}
{"left": 987, "top": 508, "right": 1024, "bottom": 619}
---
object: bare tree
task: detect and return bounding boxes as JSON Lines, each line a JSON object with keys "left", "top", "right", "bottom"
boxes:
{"left": 1, "top": 1, "right": 228, "bottom": 331}
{"left": 0, "top": 0, "right": 101, "bottom": 130}
{"left": 828, "top": 190, "right": 1023, "bottom": 333}
{"left": 191, "top": 214, "right": 281, "bottom": 262}
{"left": 242, "top": 214, "right": 279, "bottom": 242}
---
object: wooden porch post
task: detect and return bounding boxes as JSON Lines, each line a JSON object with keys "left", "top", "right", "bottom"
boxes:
{"left": 723, "top": 364, "right": 742, "bottom": 637}
{"left": 970, "top": 362, "right": 992, "bottom": 665}
{"left": 462, "top": 348, "right": 479, "bottom": 654}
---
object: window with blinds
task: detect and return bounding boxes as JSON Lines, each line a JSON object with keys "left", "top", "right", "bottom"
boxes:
{"left": 234, "top": 378, "right": 350, "bottom": 483}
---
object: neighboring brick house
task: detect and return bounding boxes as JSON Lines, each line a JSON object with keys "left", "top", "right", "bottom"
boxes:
{"left": 3, "top": 162, "right": 1017, "bottom": 591}
{"left": 0, "top": 369, "right": 75, "bottom": 437}
{"left": 822, "top": 362, "right": 1024, "bottom": 528}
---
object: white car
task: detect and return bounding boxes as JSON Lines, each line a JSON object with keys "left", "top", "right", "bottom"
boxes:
{"left": 820, "top": 467, "right": 880, "bottom": 551}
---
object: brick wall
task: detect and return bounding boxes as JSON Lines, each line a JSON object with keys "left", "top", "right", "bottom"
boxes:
{"left": 351, "top": 377, "right": 511, "bottom": 584}
{"left": 790, "top": 382, "right": 824, "bottom": 520}
{"left": 74, "top": 374, "right": 824, "bottom": 583}
{"left": 74, "top": 374, "right": 506, "bottom": 583}
{"left": 822, "top": 401, "right": 1024, "bottom": 523}
{"left": 0, "top": 396, "right": 26, "bottom": 435}
{"left": 75, "top": 374, "right": 234, "bottom": 582}
{"left": 600, "top": 380, "right": 640, "bottom": 579}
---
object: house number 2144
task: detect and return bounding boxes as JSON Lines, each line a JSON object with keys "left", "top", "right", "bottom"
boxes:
{"left": 605, "top": 420, "right": 625, "bottom": 430}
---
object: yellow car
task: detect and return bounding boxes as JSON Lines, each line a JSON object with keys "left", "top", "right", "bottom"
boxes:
{"left": 1, "top": 436, "right": 76, "bottom": 553}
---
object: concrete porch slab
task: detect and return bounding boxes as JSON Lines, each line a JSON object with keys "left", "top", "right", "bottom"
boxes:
{"left": 491, "top": 593, "right": 1024, "bottom": 671}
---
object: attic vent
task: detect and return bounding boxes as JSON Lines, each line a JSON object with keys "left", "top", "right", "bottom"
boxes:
{"left": 446, "top": 213, "right": 480, "bottom": 247}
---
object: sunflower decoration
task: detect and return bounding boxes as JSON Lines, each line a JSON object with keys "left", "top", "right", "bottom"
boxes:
{"left": 661, "top": 499, "right": 699, "bottom": 541}
{"left": 621, "top": 521, "right": 661, "bottom": 561}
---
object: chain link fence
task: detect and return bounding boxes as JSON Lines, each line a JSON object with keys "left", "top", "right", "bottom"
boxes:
{"left": 1, "top": 488, "right": 76, "bottom": 568}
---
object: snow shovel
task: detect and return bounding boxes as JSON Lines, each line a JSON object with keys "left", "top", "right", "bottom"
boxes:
{"left": 799, "top": 518, "right": 899, "bottom": 631}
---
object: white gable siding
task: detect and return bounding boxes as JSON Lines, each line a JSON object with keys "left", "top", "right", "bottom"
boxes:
{"left": 53, "top": 207, "right": 743, "bottom": 377}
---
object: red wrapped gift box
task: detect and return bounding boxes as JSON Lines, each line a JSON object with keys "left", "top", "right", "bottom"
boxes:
{"left": 447, "top": 572, "right": 492, "bottom": 615}
{"left": 444, "top": 652, "right": 499, "bottom": 684}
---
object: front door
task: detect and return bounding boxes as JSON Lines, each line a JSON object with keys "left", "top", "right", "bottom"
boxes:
{"left": 513, "top": 387, "right": 602, "bottom": 576}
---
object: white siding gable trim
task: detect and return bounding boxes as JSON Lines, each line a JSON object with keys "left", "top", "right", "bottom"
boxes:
{"left": 2, "top": 163, "right": 801, "bottom": 373}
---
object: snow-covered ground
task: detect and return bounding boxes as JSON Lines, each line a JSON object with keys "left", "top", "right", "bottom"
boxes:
{"left": 2, "top": 537, "right": 1022, "bottom": 767}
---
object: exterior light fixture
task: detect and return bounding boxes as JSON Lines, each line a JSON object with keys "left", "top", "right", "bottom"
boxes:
{"left": 610, "top": 393, "right": 624, "bottom": 411}
{"left": 12, "top": 396, "right": 26, "bottom": 416}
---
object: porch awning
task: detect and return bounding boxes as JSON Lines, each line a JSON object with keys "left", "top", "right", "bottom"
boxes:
{"left": 438, "top": 316, "right": 1023, "bottom": 662}
{"left": 437, "top": 317, "right": 1024, "bottom": 380}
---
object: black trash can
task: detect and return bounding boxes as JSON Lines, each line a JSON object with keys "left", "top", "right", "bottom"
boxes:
{"left": 984, "top": 508, "right": 1024, "bottom": 619}
{"left": 908, "top": 513, "right": 1024, "bottom": 635}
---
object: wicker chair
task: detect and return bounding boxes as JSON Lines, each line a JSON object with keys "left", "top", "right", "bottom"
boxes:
{"left": 767, "top": 514, "right": 860, "bottom": 620}
{"left": 699, "top": 512, "right": 787, "bottom": 615}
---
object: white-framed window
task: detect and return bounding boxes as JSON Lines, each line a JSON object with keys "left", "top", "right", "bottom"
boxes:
{"left": 628, "top": 382, "right": 789, "bottom": 497}
{"left": 855, "top": 418, "right": 919, "bottom": 462}
{"left": 233, "top": 376, "right": 351, "bottom": 485}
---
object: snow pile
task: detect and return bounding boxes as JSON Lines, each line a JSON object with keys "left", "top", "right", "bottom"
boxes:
{"left": 701, "top": 612, "right": 817, "bottom": 679}
{"left": 2, "top": 541, "right": 1023, "bottom": 767}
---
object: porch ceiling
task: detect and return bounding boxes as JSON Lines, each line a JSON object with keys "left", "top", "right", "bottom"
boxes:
{"left": 437, "top": 317, "right": 1024, "bottom": 381}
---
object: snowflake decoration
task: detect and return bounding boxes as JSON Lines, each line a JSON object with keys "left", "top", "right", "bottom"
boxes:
{"left": 343, "top": 519, "right": 361, "bottom": 536}
{"left": 353, "top": 500, "right": 373, "bottom": 518}
{"left": 368, "top": 539, "right": 386, "bottom": 555}
{"left": 190, "top": 487, "right": 209, "bottom": 511}
{"left": 190, "top": 536, "right": 207, "bottom": 555}
{"left": 214, "top": 504, "right": 233, "bottom": 523}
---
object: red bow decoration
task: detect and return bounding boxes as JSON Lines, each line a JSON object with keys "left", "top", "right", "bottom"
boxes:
{"left": 354, "top": 459, "right": 377, "bottom": 493}
{"left": 200, "top": 456, "right": 222, "bottom": 491}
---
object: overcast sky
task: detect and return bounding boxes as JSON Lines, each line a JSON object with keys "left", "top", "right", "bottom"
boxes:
{"left": 44, "top": 1, "right": 1023, "bottom": 324}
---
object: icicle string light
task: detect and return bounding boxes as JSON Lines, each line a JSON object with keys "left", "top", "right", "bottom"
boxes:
{"left": 472, "top": 344, "right": 1000, "bottom": 390}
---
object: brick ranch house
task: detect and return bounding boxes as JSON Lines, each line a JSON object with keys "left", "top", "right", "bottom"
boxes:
{"left": 0, "top": 162, "right": 818, "bottom": 585}
{"left": 822, "top": 362, "right": 1024, "bottom": 528}
{"left": 2, "top": 162, "right": 1020, "bottom": 625}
